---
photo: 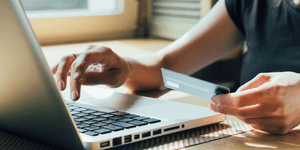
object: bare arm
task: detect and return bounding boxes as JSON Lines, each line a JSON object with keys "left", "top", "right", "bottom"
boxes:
{"left": 124, "top": 0, "right": 245, "bottom": 91}
{"left": 52, "top": 0, "right": 245, "bottom": 100}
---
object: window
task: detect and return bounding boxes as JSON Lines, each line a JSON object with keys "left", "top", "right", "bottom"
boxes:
{"left": 21, "top": 0, "right": 122, "bottom": 18}
{"left": 22, "top": 0, "right": 138, "bottom": 45}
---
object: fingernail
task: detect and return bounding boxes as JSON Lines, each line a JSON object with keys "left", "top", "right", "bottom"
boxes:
{"left": 72, "top": 91, "right": 78, "bottom": 100}
{"left": 58, "top": 80, "right": 64, "bottom": 90}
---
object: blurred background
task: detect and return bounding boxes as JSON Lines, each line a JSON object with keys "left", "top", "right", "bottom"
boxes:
{"left": 21, "top": 0, "right": 242, "bottom": 91}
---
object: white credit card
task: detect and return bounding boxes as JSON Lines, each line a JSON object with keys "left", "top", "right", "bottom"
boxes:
{"left": 161, "top": 68, "right": 230, "bottom": 101}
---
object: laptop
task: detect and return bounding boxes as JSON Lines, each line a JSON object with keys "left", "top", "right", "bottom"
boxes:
{"left": 0, "top": 0, "right": 226, "bottom": 149}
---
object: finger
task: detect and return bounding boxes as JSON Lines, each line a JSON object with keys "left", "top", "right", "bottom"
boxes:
{"left": 209, "top": 103, "right": 216, "bottom": 112}
{"left": 209, "top": 103, "right": 238, "bottom": 115}
{"left": 240, "top": 117, "right": 287, "bottom": 126}
{"left": 70, "top": 67, "right": 81, "bottom": 101}
{"left": 52, "top": 64, "right": 59, "bottom": 74}
{"left": 210, "top": 102, "right": 282, "bottom": 118}
{"left": 68, "top": 51, "right": 103, "bottom": 100}
{"left": 236, "top": 73, "right": 271, "bottom": 92}
{"left": 69, "top": 46, "right": 115, "bottom": 100}
{"left": 251, "top": 125, "right": 290, "bottom": 135}
{"left": 210, "top": 103, "right": 292, "bottom": 134}
{"left": 56, "top": 59, "right": 74, "bottom": 90}
{"left": 211, "top": 82, "right": 275, "bottom": 107}
{"left": 236, "top": 103, "right": 282, "bottom": 118}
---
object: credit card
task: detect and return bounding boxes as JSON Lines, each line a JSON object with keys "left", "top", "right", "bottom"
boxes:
{"left": 161, "top": 68, "right": 230, "bottom": 101}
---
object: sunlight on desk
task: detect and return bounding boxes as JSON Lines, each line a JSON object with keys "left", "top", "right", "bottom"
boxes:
{"left": 245, "top": 142, "right": 277, "bottom": 149}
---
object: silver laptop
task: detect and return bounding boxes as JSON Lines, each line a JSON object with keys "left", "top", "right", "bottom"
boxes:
{"left": 0, "top": 0, "right": 225, "bottom": 149}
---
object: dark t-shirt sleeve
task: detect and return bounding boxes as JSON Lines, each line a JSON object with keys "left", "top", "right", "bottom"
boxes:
{"left": 225, "top": 0, "right": 248, "bottom": 34}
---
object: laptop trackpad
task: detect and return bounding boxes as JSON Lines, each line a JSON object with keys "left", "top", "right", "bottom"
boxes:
{"left": 61, "top": 86, "right": 164, "bottom": 111}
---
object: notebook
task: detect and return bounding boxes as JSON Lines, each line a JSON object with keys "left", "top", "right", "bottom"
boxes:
{"left": 0, "top": 0, "right": 226, "bottom": 149}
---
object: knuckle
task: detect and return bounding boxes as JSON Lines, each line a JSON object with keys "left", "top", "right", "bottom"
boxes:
{"left": 271, "top": 85, "right": 284, "bottom": 97}
{"left": 61, "top": 54, "right": 72, "bottom": 62}
{"left": 71, "top": 61, "right": 77, "bottom": 68}
{"left": 265, "top": 84, "right": 286, "bottom": 103}
{"left": 87, "top": 45, "right": 98, "bottom": 50}
{"left": 99, "top": 46, "right": 113, "bottom": 54}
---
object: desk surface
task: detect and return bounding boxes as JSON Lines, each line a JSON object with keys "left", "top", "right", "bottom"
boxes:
{"left": 8, "top": 39, "right": 300, "bottom": 149}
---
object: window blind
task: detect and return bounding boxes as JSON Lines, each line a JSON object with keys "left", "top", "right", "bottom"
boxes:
{"left": 149, "top": 0, "right": 201, "bottom": 39}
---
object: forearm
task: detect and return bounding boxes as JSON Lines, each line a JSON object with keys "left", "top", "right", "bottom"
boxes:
{"left": 122, "top": 0, "right": 245, "bottom": 92}
{"left": 123, "top": 53, "right": 164, "bottom": 92}
{"left": 157, "top": 0, "right": 245, "bottom": 75}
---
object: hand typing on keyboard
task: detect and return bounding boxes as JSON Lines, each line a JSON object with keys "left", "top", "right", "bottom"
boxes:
{"left": 52, "top": 45, "right": 130, "bottom": 101}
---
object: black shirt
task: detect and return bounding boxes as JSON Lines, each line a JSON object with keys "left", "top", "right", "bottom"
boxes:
{"left": 225, "top": 0, "right": 300, "bottom": 85}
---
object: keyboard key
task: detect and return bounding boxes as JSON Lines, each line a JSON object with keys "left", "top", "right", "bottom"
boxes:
{"left": 82, "top": 110, "right": 97, "bottom": 114}
{"left": 119, "top": 118, "right": 134, "bottom": 122}
{"left": 100, "top": 114, "right": 115, "bottom": 118}
{"left": 74, "top": 118, "right": 89, "bottom": 122}
{"left": 129, "top": 121, "right": 148, "bottom": 126}
{"left": 111, "top": 112, "right": 129, "bottom": 116}
{"left": 68, "top": 105, "right": 161, "bottom": 135}
{"left": 83, "top": 115, "right": 98, "bottom": 119}
{"left": 84, "top": 126, "right": 100, "bottom": 131}
{"left": 70, "top": 111, "right": 80, "bottom": 115}
{"left": 109, "top": 116, "right": 124, "bottom": 120}
{"left": 143, "top": 118, "right": 161, "bottom": 124}
{"left": 92, "top": 117, "right": 107, "bottom": 122}
{"left": 74, "top": 121, "right": 81, "bottom": 125}
{"left": 72, "top": 116, "right": 80, "bottom": 119}
{"left": 68, "top": 106, "right": 80, "bottom": 110}
{"left": 76, "top": 124, "right": 89, "bottom": 129}
{"left": 102, "top": 120, "right": 117, "bottom": 124}
{"left": 73, "top": 108, "right": 88, "bottom": 112}
{"left": 85, "top": 131, "right": 98, "bottom": 136}
{"left": 91, "top": 112, "right": 106, "bottom": 116}
{"left": 74, "top": 113, "right": 89, "bottom": 117}
{"left": 123, "top": 114, "right": 140, "bottom": 118}
{"left": 92, "top": 122, "right": 108, "bottom": 127}
{"left": 102, "top": 125, "right": 124, "bottom": 131}
{"left": 94, "top": 129, "right": 111, "bottom": 134}
{"left": 77, "top": 129, "right": 87, "bottom": 133}
{"left": 112, "top": 122, "right": 136, "bottom": 129}
{"left": 84, "top": 120, "right": 98, "bottom": 125}
{"left": 133, "top": 116, "right": 150, "bottom": 121}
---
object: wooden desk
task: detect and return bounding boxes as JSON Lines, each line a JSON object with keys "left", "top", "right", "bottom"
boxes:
{"left": 27, "top": 39, "right": 300, "bottom": 149}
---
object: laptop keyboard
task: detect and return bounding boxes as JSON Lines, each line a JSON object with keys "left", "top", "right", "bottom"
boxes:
{"left": 66, "top": 102, "right": 161, "bottom": 136}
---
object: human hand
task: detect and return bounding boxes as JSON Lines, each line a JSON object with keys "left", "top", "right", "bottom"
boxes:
{"left": 52, "top": 45, "right": 130, "bottom": 101}
{"left": 210, "top": 72, "right": 300, "bottom": 134}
